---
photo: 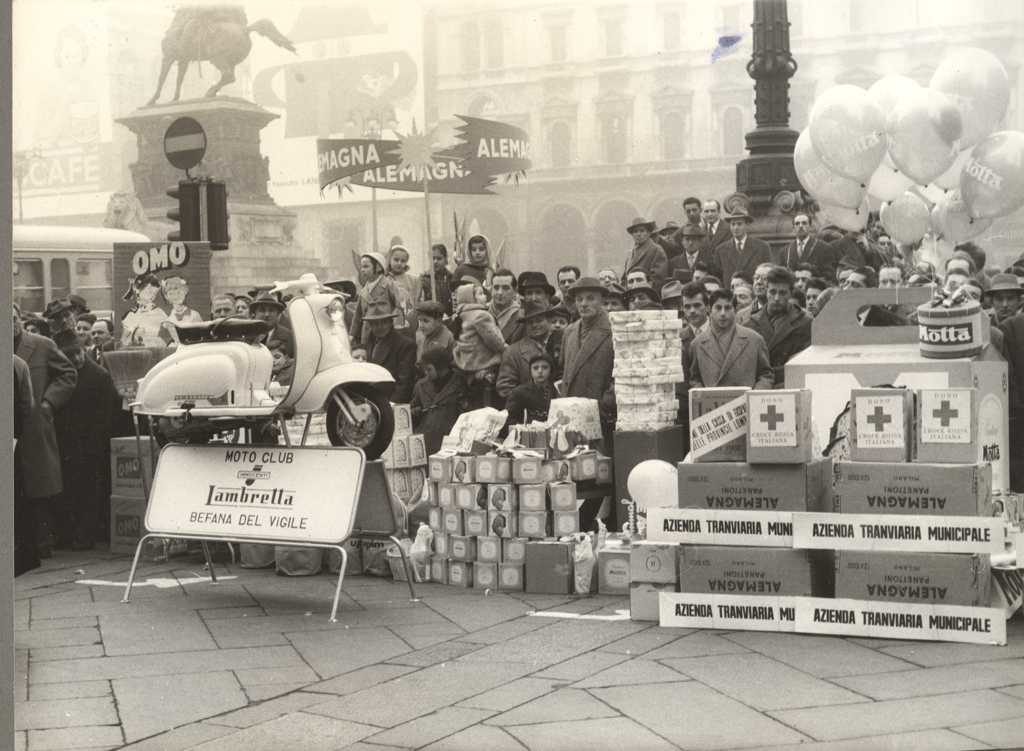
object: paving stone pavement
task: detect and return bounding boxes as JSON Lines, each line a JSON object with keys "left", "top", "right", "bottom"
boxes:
{"left": 12, "top": 550, "right": 1024, "bottom": 750}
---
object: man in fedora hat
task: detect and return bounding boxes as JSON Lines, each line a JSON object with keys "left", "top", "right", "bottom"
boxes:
{"left": 654, "top": 220, "right": 683, "bottom": 259}
{"left": 604, "top": 283, "right": 627, "bottom": 313}
{"left": 623, "top": 217, "right": 669, "bottom": 293}
{"left": 988, "top": 273, "right": 1023, "bottom": 325}
{"left": 364, "top": 299, "right": 417, "bottom": 403}
{"left": 44, "top": 299, "right": 76, "bottom": 338}
{"left": 714, "top": 207, "right": 772, "bottom": 288}
{"left": 250, "top": 291, "right": 291, "bottom": 345}
{"left": 497, "top": 299, "right": 561, "bottom": 400}
{"left": 625, "top": 284, "right": 660, "bottom": 311}
{"left": 518, "top": 271, "right": 556, "bottom": 306}
{"left": 669, "top": 224, "right": 720, "bottom": 279}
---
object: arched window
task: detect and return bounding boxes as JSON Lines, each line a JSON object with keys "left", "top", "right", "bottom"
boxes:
{"left": 722, "top": 107, "right": 744, "bottom": 157}
{"left": 660, "top": 111, "right": 686, "bottom": 160}
{"left": 461, "top": 21, "right": 480, "bottom": 72}
{"left": 549, "top": 122, "right": 571, "bottom": 168}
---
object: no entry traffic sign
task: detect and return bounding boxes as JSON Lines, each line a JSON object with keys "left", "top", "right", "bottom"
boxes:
{"left": 164, "top": 117, "right": 207, "bottom": 171}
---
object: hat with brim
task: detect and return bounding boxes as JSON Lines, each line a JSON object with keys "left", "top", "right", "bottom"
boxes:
{"left": 658, "top": 221, "right": 681, "bottom": 236}
{"left": 520, "top": 300, "right": 552, "bottom": 321}
{"left": 661, "top": 280, "right": 683, "bottom": 301}
{"left": 625, "top": 285, "right": 661, "bottom": 305}
{"left": 722, "top": 208, "right": 754, "bottom": 224}
{"left": 361, "top": 252, "right": 388, "bottom": 274}
{"left": 518, "top": 271, "right": 556, "bottom": 297}
{"left": 362, "top": 300, "right": 400, "bottom": 321}
{"left": 567, "top": 277, "right": 608, "bottom": 299}
{"left": 985, "top": 273, "right": 1023, "bottom": 295}
{"left": 250, "top": 291, "right": 285, "bottom": 312}
{"left": 547, "top": 304, "right": 572, "bottom": 321}
{"left": 681, "top": 224, "right": 706, "bottom": 238}
{"left": 44, "top": 299, "right": 74, "bottom": 319}
{"left": 627, "top": 217, "right": 657, "bottom": 234}
{"left": 606, "top": 282, "right": 627, "bottom": 301}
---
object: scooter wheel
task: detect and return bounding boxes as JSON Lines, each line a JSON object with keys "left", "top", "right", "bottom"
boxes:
{"left": 326, "top": 384, "right": 395, "bottom": 461}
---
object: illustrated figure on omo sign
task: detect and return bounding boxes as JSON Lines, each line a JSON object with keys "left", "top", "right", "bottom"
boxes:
{"left": 121, "top": 275, "right": 168, "bottom": 347}
{"left": 162, "top": 277, "right": 202, "bottom": 325}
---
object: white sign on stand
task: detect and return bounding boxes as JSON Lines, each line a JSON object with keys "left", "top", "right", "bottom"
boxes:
{"left": 146, "top": 444, "right": 364, "bottom": 544}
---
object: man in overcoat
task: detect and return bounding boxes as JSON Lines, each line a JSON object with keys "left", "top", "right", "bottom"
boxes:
{"left": 688, "top": 289, "right": 773, "bottom": 390}
{"left": 623, "top": 217, "right": 669, "bottom": 293}
{"left": 747, "top": 266, "right": 813, "bottom": 387}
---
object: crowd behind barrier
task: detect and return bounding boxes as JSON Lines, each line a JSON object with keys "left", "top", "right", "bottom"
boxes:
{"left": 12, "top": 197, "right": 1024, "bottom": 576}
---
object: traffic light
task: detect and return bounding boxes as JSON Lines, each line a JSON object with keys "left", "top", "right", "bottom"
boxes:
{"left": 204, "top": 180, "right": 230, "bottom": 251}
{"left": 166, "top": 181, "right": 201, "bottom": 242}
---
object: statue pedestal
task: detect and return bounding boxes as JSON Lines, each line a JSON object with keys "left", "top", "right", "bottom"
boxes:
{"left": 116, "top": 97, "right": 324, "bottom": 293}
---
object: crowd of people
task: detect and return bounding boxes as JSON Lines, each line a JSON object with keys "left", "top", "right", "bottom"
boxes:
{"left": 13, "top": 195, "right": 1024, "bottom": 574}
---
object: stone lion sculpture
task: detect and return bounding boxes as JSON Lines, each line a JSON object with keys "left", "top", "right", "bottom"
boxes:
{"left": 103, "top": 192, "right": 150, "bottom": 235}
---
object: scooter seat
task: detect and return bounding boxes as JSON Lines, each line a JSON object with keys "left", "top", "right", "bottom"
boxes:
{"left": 174, "top": 317, "right": 270, "bottom": 345}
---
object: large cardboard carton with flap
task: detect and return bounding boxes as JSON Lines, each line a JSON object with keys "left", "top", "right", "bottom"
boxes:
{"left": 785, "top": 287, "right": 1008, "bottom": 490}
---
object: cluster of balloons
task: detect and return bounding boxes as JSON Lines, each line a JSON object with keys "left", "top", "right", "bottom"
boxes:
{"left": 794, "top": 47, "right": 1023, "bottom": 245}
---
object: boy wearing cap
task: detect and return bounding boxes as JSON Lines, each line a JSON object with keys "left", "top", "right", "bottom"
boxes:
{"left": 415, "top": 300, "right": 454, "bottom": 362}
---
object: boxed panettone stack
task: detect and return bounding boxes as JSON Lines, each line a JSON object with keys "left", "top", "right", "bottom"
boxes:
{"left": 610, "top": 310, "right": 684, "bottom": 431}
{"left": 383, "top": 404, "right": 429, "bottom": 506}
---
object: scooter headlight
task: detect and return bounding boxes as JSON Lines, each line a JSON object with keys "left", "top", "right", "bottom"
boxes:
{"left": 325, "top": 298, "right": 345, "bottom": 322}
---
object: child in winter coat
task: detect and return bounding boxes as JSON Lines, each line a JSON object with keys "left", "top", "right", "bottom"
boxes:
{"left": 410, "top": 348, "right": 466, "bottom": 455}
{"left": 504, "top": 353, "right": 556, "bottom": 430}
{"left": 452, "top": 283, "right": 506, "bottom": 409}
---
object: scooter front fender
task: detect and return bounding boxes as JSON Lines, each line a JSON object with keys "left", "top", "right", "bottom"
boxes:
{"left": 289, "top": 362, "right": 396, "bottom": 413}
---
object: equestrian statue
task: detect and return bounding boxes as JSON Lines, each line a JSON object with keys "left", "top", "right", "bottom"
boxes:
{"left": 148, "top": 6, "right": 295, "bottom": 105}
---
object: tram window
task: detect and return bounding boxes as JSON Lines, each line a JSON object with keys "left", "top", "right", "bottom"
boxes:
{"left": 13, "top": 259, "right": 45, "bottom": 313}
{"left": 51, "top": 258, "right": 71, "bottom": 300}
{"left": 75, "top": 258, "right": 113, "bottom": 310}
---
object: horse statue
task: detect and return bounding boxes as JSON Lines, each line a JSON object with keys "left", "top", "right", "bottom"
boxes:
{"left": 147, "top": 6, "right": 295, "bottom": 105}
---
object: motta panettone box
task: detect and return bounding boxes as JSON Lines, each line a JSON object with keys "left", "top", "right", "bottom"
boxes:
{"left": 449, "top": 535, "right": 477, "bottom": 562}
{"left": 746, "top": 389, "right": 814, "bottom": 464}
{"left": 503, "top": 538, "right": 527, "bottom": 564}
{"left": 499, "top": 563, "right": 524, "bottom": 591}
{"left": 512, "top": 456, "right": 544, "bottom": 484}
{"left": 518, "top": 511, "right": 550, "bottom": 538}
{"left": 448, "top": 560, "right": 473, "bottom": 587}
{"left": 834, "top": 550, "right": 991, "bottom": 607}
{"left": 678, "top": 545, "right": 832, "bottom": 597}
{"left": 519, "top": 484, "right": 547, "bottom": 512}
{"left": 476, "top": 536, "right": 502, "bottom": 563}
{"left": 552, "top": 510, "right": 579, "bottom": 536}
{"left": 915, "top": 388, "right": 978, "bottom": 464}
{"left": 598, "top": 548, "right": 631, "bottom": 595}
{"left": 832, "top": 461, "right": 993, "bottom": 517}
{"left": 474, "top": 562, "right": 498, "bottom": 590}
{"left": 487, "top": 484, "right": 518, "bottom": 513}
{"left": 677, "top": 459, "right": 830, "bottom": 512}
{"left": 630, "top": 541, "right": 679, "bottom": 585}
{"left": 487, "top": 510, "right": 518, "bottom": 538}
{"left": 549, "top": 482, "right": 577, "bottom": 512}
{"left": 429, "top": 555, "right": 448, "bottom": 584}
{"left": 464, "top": 509, "right": 488, "bottom": 537}
{"left": 475, "top": 455, "right": 512, "bottom": 484}
{"left": 689, "top": 388, "right": 750, "bottom": 463}
{"left": 849, "top": 388, "right": 914, "bottom": 463}
{"left": 392, "top": 403, "right": 413, "bottom": 436}
{"left": 455, "top": 483, "right": 487, "bottom": 511}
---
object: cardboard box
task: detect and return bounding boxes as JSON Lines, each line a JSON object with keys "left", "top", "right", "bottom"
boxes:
{"left": 464, "top": 510, "right": 488, "bottom": 537}
{"left": 746, "top": 389, "right": 814, "bottom": 464}
{"left": 110, "top": 437, "right": 155, "bottom": 499}
{"left": 598, "top": 548, "right": 631, "bottom": 595}
{"left": 429, "top": 555, "right": 448, "bottom": 584}
{"left": 678, "top": 546, "right": 832, "bottom": 597}
{"left": 408, "top": 435, "right": 427, "bottom": 467}
{"left": 499, "top": 563, "right": 525, "bottom": 591}
{"left": 448, "top": 560, "right": 473, "bottom": 587}
{"left": 474, "top": 562, "right": 498, "bottom": 589}
{"left": 427, "top": 506, "right": 443, "bottom": 532}
{"left": 455, "top": 484, "right": 487, "bottom": 511}
{"left": 434, "top": 532, "right": 450, "bottom": 558}
{"left": 487, "top": 484, "right": 518, "bottom": 513}
{"left": 630, "top": 541, "right": 679, "bottom": 585}
{"left": 428, "top": 481, "right": 439, "bottom": 506}
{"left": 452, "top": 456, "right": 476, "bottom": 483}
{"left": 487, "top": 511, "right": 518, "bottom": 538}
{"left": 513, "top": 456, "right": 544, "bottom": 484}
{"left": 596, "top": 455, "right": 614, "bottom": 485}
{"left": 391, "top": 435, "right": 411, "bottom": 469}
{"left": 475, "top": 455, "right": 512, "bottom": 484}
{"left": 393, "top": 403, "right": 413, "bottom": 436}
{"left": 549, "top": 482, "right": 577, "bottom": 512}
{"left": 387, "top": 469, "right": 411, "bottom": 502}
{"left": 785, "top": 288, "right": 1008, "bottom": 489}
{"left": 519, "top": 484, "right": 547, "bottom": 512}
{"left": 835, "top": 551, "right": 991, "bottom": 607}
{"left": 677, "top": 459, "right": 830, "bottom": 512}
{"left": 503, "top": 538, "right": 527, "bottom": 564}
{"left": 541, "top": 460, "right": 571, "bottom": 483}
{"left": 110, "top": 494, "right": 148, "bottom": 554}
{"left": 631, "top": 582, "right": 676, "bottom": 622}
{"left": 428, "top": 453, "right": 455, "bottom": 483}
{"left": 688, "top": 388, "right": 750, "bottom": 463}
{"left": 449, "top": 535, "right": 477, "bottom": 562}
{"left": 614, "top": 426, "right": 685, "bottom": 527}
{"left": 832, "top": 461, "right": 993, "bottom": 517}
{"left": 525, "top": 541, "right": 573, "bottom": 594}
{"left": 442, "top": 509, "right": 464, "bottom": 536}
{"left": 915, "top": 388, "right": 979, "bottom": 464}
{"left": 438, "top": 483, "right": 456, "bottom": 508}
{"left": 850, "top": 388, "right": 915, "bottom": 463}
{"left": 552, "top": 510, "right": 579, "bottom": 536}
{"left": 519, "top": 511, "right": 550, "bottom": 538}
{"left": 570, "top": 452, "right": 598, "bottom": 481}
{"left": 407, "top": 468, "right": 427, "bottom": 502}
{"left": 477, "top": 536, "right": 502, "bottom": 563}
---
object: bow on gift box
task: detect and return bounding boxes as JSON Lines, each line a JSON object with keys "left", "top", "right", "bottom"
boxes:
{"left": 928, "top": 284, "right": 972, "bottom": 309}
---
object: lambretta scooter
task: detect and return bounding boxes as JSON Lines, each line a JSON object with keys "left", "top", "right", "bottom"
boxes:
{"left": 132, "top": 274, "right": 396, "bottom": 459}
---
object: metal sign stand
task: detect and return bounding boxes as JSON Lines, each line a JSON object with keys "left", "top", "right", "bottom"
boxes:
{"left": 120, "top": 414, "right": 417, "bottom": 622}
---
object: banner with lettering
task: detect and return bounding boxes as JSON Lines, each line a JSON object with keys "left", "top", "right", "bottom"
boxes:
{"left": 316, "top": 115, "right": 531, "bottom": 195}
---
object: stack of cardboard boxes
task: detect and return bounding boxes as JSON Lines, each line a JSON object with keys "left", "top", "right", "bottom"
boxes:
{"left": 109, "top": 436, "right": 155, "bottom": 554}
{"left": 425, "top": 449, "right": 613, "bottom": 592}
{"left": 382, "top": 404, "right": 429, "bottom": 505}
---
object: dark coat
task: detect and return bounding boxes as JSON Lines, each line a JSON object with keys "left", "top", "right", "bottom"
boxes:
{"left": 505, "top": 382, "right": 556, "bottom": 427}
{"left": 14, "top": 355, "right": 33, "bottom": 441}
{"left": 828, "top": 236, "right": 867, "bottom": 277}
{"left": 560, "top": 311, "right": 615, "bottom": 420}
{"left": 704, "top": 220, "right": 732, "bottom": 252}
{"left": 411, "top": 371, "right": 466, "bottom": 455}
{"left": 15, "top": 331, "right": 77, "bottom": 498}
{"left": 1002, "top": 314, "right": 1024, "bottom": 411}
{"left": 773, "top": 237, "right": 835, "bottom": 279}
{"left": 496, "top": 331, "right": 563, "bottom": 399}
{"left": 715, "top": 236, "right": 773, "bottom": 287}
{"left": 669, "top": 244, "right": 721, "bottom": 281}
{"left": 421, "top": 268, "right": 456, "bottom": 317}
{"left": 623, "top": 238, "right": 669, "bottom": 291}
{"left": 688, "top": 324, "right": 774, "bottom": 390}
{"left": 747, "top": 306, "right": 813, "bottom": 388}
{"left": 368, "top": 327, "right": 418, "bottom": 404}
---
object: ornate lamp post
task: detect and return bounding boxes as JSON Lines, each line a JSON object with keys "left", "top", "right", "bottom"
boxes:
{"left": 727, "top": 0, "right": 804, "bottom": 249}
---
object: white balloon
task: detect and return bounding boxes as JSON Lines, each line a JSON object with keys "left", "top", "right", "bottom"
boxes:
{"left": 931, "top": 47, "right": 1011, "bottom": 147}
{"left": 868, "top": 75, "right": 921, "bottom": 123}
{"left": 887, "top": 88, "right": 961, "bottom": 184}
{"left": 626, "top": 460, "right": 678, "bottom": 510}
{"left": 820, "top": 199, "right": 870, "bottom": 232}
{"left": 809, "top": 85, "right": 887, "bottom": 182}
{"left": 868, "top": 153, "right": 915, "bottom": 201}
{"left": 934, "top": 148, "right": 973, "bottom": 191}
{"left": 794, "top": 129, "right": 865, "bottom": 209}
{"left": 880, "top": 191, "right": 931, "bottom": 244}
{"left": 932, "top": 189, "right": 994, "bottom": 242}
